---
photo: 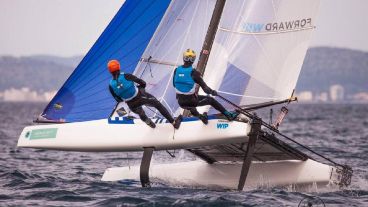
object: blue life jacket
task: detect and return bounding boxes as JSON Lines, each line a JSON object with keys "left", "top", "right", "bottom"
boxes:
{"left": 109, "top": 73, "right": 138, "bottom": 101}
{"left": 173, "top": 66, "right": 197, "bottom": 95}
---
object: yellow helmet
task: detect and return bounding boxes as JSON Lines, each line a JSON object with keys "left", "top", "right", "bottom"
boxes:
{"left": 183, "top": 49, "right": 196, "bottom": 63}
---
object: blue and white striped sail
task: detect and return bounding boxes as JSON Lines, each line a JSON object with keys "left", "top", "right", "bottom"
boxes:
{"left": 41, "top": 0, "right": 171, "bottom": 122}
{"left": 203, "top": 0, "right": 321, "bottom": 112}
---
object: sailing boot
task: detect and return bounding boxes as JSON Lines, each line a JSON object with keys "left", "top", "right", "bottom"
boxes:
{"left": 198, "top": 112, "right": 208, "bottom": 125}
{"left": 173, "top": 115, "right": 183, "bottom": 129}
{"left": 224, "top": 111, "right": 239, "bottom": 121}
{"left": 145, "top": 119, "right": 156, "bottom": 128}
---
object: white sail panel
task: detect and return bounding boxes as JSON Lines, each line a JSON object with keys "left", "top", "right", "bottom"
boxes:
{"left": 133, "top": 0, "right": 216, "bottom": 116}
{"left": 204, "top": 0, "right": 321, "bottom": 108}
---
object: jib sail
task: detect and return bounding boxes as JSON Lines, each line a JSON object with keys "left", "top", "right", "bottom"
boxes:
{"left": 41, "top": 0, "right": 172, "bottom": 122}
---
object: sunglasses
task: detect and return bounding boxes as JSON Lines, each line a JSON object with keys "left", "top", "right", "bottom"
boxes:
{"left": 183, "top": 56, "right": 195, "bottom": 62}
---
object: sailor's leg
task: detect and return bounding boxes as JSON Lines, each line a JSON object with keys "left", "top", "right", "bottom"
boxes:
{"left": 189, "top": 107, "right": 201, "bottom": 117}
{"left": 177, "top": 95, "right": 208, "bottom": 124}
{"left": 189, "top": 107, "right": 208, "bottom": 124}
{"left": 177, "top": 94, "right": 200, "bottom": 115}
{"left": 197, "top": 95, "right": 237, "bottom": 120}
{"left": 129, "top": 106, "right": 148, "bottom": 121}
{"left": 153, "top": 102, "right": 175, "bottom": 124}
{"left": 197, "top": 95, "right": 226, "bottom": 114}
{"left": 129, "top": 106, "right": 155, "bottom": 128}
{"left": 142, "top": 92, "right": 175, "bottom": 123}
{"left": 144, "top": 93, "right": 183, "bottom": 129}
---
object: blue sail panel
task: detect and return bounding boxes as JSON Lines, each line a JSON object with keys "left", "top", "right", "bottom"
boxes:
{"left": 41, "top": 0, "right": 171, "bottom": 122}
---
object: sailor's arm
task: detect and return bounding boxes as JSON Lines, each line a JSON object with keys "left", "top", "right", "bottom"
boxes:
{"left": 109, "top": 85, "right": 123, "bottom": 102}
{"left": 191, "top": 70, "right": 217, "bottom": 95}
{"left": 124, "top": 73, "right": 146, "bottom": 88}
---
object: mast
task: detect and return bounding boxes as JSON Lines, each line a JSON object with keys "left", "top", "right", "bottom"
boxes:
{"left": 184, "top": 0, "right": 226, "bottom": 116}
{"left": 196, "top": 0, "right": 226, "bottom": 75}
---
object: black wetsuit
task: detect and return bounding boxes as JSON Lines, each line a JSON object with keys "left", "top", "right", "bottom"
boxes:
{"left": 173, "top": 66, "right": 227, "bottom": 117}
{"left": 109, "top": 73, "right": 175, "bottom": 123}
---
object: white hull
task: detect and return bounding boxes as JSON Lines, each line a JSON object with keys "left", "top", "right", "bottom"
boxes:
{"left": 102, "top": 159, "right": 335, "bottom": 190}
{"left": 17, "top": 118, "right": 343, "bottom": 189}
{"left": 17, "top": 118, "right": 250, "bottom": 151}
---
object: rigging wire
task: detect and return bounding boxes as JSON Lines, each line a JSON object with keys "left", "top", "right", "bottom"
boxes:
{"left": 218, "top": 90, "right": 279, "bottom": 100}
{"left": 216, "top": 94, "right": 347, "bottom": 169}
{"left": 166, "top": 150, "right": 176, "bottom": 158}
{"left": 139, "top": 56, "right": 154, "bottom": 78}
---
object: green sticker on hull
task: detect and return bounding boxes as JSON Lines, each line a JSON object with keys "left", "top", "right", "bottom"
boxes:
{"left": 29, "top": 128, "right": 58, "bottom": 140}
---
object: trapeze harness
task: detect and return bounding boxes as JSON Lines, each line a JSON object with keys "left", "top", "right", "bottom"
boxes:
{"left": 173, "top": 66, "right": 228, "bottom": 116}
{"left": 109, "top": 72, "right": 138, "bottom": 101}
{"left": 173, "top": 66, "right": 198, "bottom": 95}
{"left": 109, "top": 73, "right": 175, "bottom": 124}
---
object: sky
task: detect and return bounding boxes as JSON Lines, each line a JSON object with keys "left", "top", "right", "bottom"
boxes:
{"left": 0, "top": 0, "right": 367, "bottom": 57}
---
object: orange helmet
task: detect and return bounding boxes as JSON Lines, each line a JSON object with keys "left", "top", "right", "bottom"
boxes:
{"left": 107, "top": 60, "right": 120, "bottom": 73}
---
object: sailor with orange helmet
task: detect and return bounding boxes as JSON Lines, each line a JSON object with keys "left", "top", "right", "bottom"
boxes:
{"left": 108, "top": 60, "right": 182, "bottom": 129}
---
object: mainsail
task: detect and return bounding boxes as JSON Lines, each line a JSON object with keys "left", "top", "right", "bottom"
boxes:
{"left": 203, "top": 0, "right": 320, "bottom": 112}
{"left": 41, "top": 0, "right": 320, "bottom": 122}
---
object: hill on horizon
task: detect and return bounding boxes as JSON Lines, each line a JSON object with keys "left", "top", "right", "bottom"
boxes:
{"left": 0, "top": 55, "right": 81, "bottom": 92}
{"left": 297, "top": 47, "right": 368, "bottom": 95}
{"left": 30, "top": 55, "right": 83, "bottom": 68}
{"left": 0, "top": 47, "right": 367, "bottom": 97}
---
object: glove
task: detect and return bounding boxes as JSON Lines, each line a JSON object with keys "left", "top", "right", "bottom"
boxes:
{"left": 211, "top": 90, "right": 218, "bottom": 96}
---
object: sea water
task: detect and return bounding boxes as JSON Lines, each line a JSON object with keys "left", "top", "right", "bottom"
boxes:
{"left": 0, "top": 102, "right": 367, "bottom": 206}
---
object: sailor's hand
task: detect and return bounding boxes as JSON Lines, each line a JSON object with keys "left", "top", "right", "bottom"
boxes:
{"left": 211, "top": 90, "right": 218, "bottom": 96}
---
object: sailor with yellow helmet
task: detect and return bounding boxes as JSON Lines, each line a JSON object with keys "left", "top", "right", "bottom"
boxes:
{"left": 173, "top": 49, "right": 238, "bottom": 124}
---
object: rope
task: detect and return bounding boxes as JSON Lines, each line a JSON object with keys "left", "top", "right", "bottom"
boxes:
{"left": 218, "top": 90, "right": 279, "bottom": 100}
{"left": 216, "top": 94, "right": 345, "bottom": 169}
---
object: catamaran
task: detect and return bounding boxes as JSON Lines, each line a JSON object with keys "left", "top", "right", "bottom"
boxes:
{"left": 17, "top": 0, "right": 352, "bottom": 190}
